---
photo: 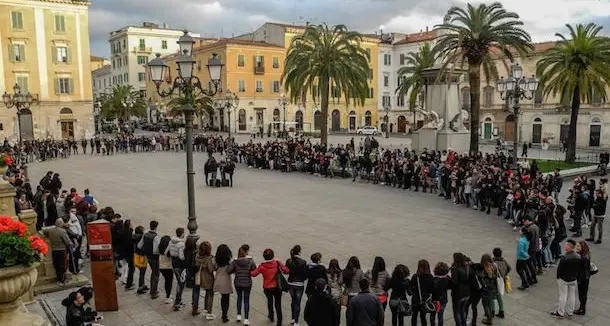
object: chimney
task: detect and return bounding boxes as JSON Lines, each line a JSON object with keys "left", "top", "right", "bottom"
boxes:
{"left": 163, "top": 23, "right": 169, "bottom": 29}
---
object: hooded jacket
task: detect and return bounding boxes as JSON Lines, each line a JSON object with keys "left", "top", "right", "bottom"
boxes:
{"left": 251, "top": 259, "right": 289, "bottom": 289}
{"left": 168, "top": 236, "right": 186, "bottom": 268}
{"left": 306, "top": 263, "right": 328, "bottom": 295}
{"left": 304, "top": 290, "right": 341, "bottom": 326}
{"left": 228, "top": 256, "right": 256, "bottom": 288}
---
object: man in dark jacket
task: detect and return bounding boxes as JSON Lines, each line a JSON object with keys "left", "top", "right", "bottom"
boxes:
{"left": 586, "top": 189, "right": 607, "bottom": 244}
{"left": 523, "top": 215, "right": 542, "bottom": 278}
{"left": 571, "top": 188, "right": 588, "bottom": 236}
{"left": 137, "top": 220, "right": 160, "bottom": 299}
{"left": 65, "top": 291, "right": 101, "bottom": 326}
{"left": 347, "top": 278, "right": 384, "bottom": 326}
{"left": 304, "top": 279, "right": 340, "bottom": 326}
{"left": 551, "top": 239, "right": 582, "bottom": 318}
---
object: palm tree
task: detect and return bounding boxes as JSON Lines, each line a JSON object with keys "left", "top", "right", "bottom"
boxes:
{"left": 536, "top": 23, "right": 610, "bottom": 163}
{"left": 282, "top": 23, "right": 370, "bottom": 144}
{"left": 434, "top": 2, "right": 533, "bottom": 155}
{"left": 165, "top": 90, "right": 215, "bottom": 127}
{"left": 395, "top": 42, "right": 437, "bottom": 132}
{"left": 99, "top": 85, "right": 147, "bottom": 122}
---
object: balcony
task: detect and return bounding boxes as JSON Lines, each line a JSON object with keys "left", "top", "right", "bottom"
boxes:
{"left": 254, "top": 65, "right": 265, "bottom": 75}
{"left": 133, "top": 46, "right": 153, "bottom": 53}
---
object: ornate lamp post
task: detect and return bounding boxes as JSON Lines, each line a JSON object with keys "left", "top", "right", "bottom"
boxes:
{"left": 216, "top": 90, "right": 239, "bottom": 139}
{"left": 147, "top": 30, "right": 223, "bottom": 240}
{"left": 3, "top": 83, "right": 34, "bottom": 180}
{"left": 121, "top": 96, "right": 134, "bottom": 132}
{"left": 384, "top": 103, "right": 391, "bottom": 138}
{"left": 278, "top": 93, "right": 288, "bottom": 139}
{"left": 496, "top": 63, "right": 539, "bottom": 169}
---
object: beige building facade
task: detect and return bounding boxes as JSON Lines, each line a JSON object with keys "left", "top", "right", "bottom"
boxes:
{"left": 0, "top": 0, "right": 94, "bottom": 141}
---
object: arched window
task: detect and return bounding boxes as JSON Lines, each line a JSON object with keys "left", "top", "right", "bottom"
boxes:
{"left": 590, "top": 117, "right": 602, "bottom": 147}
{"left": 273, "top": 108, "right": 280, "bottom": 130}
{"left": 532, "top": 117, "right": 543, "bottom": 143}
{"left": 364, "top": 110, "right": 372, "bottom": 126}
{"left": 331, "top": 109, "right": 341, "bottom": 131}
{"left": 348, "top": 110, "right": 357, "bottom": 131}
{"left": 238, "top": 109, "right": 246, "bottom": 131}
{"left": 295, "top": 111, "right": 303, "bottom": 130}
{"left": 60, "top": 107, "right": 73, "bottom": 114}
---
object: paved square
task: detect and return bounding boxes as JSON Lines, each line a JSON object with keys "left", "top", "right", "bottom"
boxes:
{"left": 29, "top": 150, "right": 610, "bottom": 326}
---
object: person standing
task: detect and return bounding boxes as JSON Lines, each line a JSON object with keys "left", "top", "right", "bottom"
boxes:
{"left": 305, "top": 252, "right": 328, "bottom": 299}
{"left": 133, "top": 226, "right": 149, "bottom": 294}
{"left": 410, "top": 259, "right": 435, "bottom": 326}
{"left": 551, "top": 239, "right": 581, "bottom": 318}
{"left": 158, "top": 235, "right": 174, "bottom": 304}
{"left": 197, "top": 241, "right": 217, "bottom": 320}
{"left": 586, "top": 189, "right": 607, "bottom": 244}
{"left": 365, "top": 256, "right": 390, "bottom": 311}
{"left": 480, "top": 254, "right": 499, "bottom": 325}
{"left": 214, "top": 244, "right": 234, "bottom": 323}
{"left": 574, "top": 241, "right": 592, "bottom": 315}
{"left": 385, "top": 264, "right": 411, "bottom": 326}
{"left": 250, "top": 248, "right": 289, "bottom": 326}
{"left": 432, "top": 262, "right": 450, "bottom": 326}
{"left": 285, "top": 245, "right": 307, "bottom": 326}
{"left": 516, "top": 227, "right": 533, "bottom": 290}
{"left": 347, "top": 278, "right": 384, "bottom": 326}
{"left": 304, "top": 278, "right": 341, "bottom": 326}
{"left": 169, "top": 228, "right": 186, "bottom": 311}
{"left": 451, "top": 253, "right": 472, "bottom": 326}
{"left": 491, "top": 248, "right": 511, "bottom": 319}
{"left": 137, "top": 220, "right": 161, "bottom": 299}
{"left": 119, "top": 220, "right": 136, "bottom": 290}
{"left": 228, "top": 244, "right": 256, "bottom": 325}
{"left": 44, "top": 219, "right": 73, "bottom": 285}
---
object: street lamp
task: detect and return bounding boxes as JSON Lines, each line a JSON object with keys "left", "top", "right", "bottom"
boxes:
{"left": 496, "top": 63, "right": 539, "bottom": 169}
{"left": 215, "top": 89, "right": 239, "bottom": 139}
{"left": 384, "top": 103, "right": 391, "bottom": 138}
{"left": 3, "top": 83, "right": 35, "bottom": 181}
{"left": 147, "top": 30, "right": 223, "bottom": 240}
{"left": 278, "top": 93, "right": 288, "bottom": 139}
{"left": 121, "top": 96, "right": 134, "bottom": 131}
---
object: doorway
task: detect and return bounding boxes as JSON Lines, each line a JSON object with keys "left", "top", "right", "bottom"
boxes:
{"left": 61, "top": 121, "right": 74, "bottom": 140}
{"left": 348, "top": 111, "right": 356, "bottom": 131}
{"left": 532, "top": 118, "right": 542, "bottom": 144}
{"left": 589, "top": 117, "right": 602, "bottom": 147}
{"left": 397, "top": 116, "right": 407, "bottom": 133}
{"left": 504, "top": 115, "right": 515, "bottom": 141}
{"left": 331, "top": 110, "right": 341, "bottom": 132}
{"left": 483, "top": 117, "right": 493, "bottom": 139}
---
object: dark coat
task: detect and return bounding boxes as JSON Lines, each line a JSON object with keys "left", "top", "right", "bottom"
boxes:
{"left": 304, "top": 291, "right": 340, "bottom": 326}
{"left": 305, "top": 263, "right": 328, "bottom": 295}
{"left": 65, "top": 304, "right": 96, "bottom": 326}
{"left": 346, "top": 291, "right": 384, "bottom": 326}
{"left": 409, "top": 274, "right": 435, "bottom": 306}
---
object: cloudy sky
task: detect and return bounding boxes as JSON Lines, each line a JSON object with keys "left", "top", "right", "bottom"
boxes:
{"left": 89, "top": 0, "right": 610, "bottom": 57}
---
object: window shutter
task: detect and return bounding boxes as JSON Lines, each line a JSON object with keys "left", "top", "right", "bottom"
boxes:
{"left": 69, "top": 78, "right": 74, "bottom": 94}
{"left": 66, "top": 47, "right": 71, "bottom": 63}
{"left": 54, "top": 78, "right": 60, "bottom": 94}
{"left": 19, "top": 45, "right": 25, "bottom": 61}
{"left": 8, "top": 44, "right": 15, "bottom": 61}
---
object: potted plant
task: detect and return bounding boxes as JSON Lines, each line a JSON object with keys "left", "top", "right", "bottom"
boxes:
{"left": 0, "top": 216, "right": 48, "bottom": 325}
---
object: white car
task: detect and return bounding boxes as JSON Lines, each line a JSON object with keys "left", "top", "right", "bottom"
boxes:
{"left": 357, "top": 126, "right": 378, "bottom": 135}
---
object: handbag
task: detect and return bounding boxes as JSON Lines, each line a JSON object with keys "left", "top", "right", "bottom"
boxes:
{"left": 276, "top": 261, "right": 289, "bottom": 292}
{"left": 590, "top": 262, "right": 599, "bottom": 275}
{"left": 389, "top": 298, "right": 412, "bottom": 316}
{"left": 133, "top": 253, "right": 147, "bottom": 269}
{"left": 417, "top": 276, "right": 436, "bottom": 313}
{"left": 504, "top": 275, "right": 512, "bottom": 293}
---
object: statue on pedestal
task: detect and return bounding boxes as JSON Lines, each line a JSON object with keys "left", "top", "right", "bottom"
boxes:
{"left": 414, "top": 108, "right": 444, "bottom": 130}
{"left": 449, "top": 109, "right": 470, "bottom": 132}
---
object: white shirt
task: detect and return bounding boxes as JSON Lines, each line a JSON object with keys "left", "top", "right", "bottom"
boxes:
{"left": 68, "top": 213, "right": 82, "bottom": 236}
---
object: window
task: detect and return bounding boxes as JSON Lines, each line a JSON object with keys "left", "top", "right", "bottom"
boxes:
{"left": 382, "top": 95, "right": 391, "bottom": 107}
{"left": 55, "top": 77, "right": 73, "bottom": 94}
{"left": 124, "top": 73, "right": 129, "bottom": 83}
{"left": 138, "top": 72, "right": 145, "bottom": 82}
{"left": 54, "top": 15, "right": 66, "bottom": 32}
{"left": 272, "top": 81, "right": 280, "bottom": 93}
{"left": 112, "top": 59, "right": 115, "bottom": 69}
{"left": 399, "top": 54, "right": 405, "bottom": 65}
{"left": 368, "top": 87, "right": 374, "bottom": 99}
{"left": 237, "top": 54, "right": 245, "bottom": 67}
{"left": 11, "top": 12, "right": 23, "bottom": 29}
{"left": 384, "top": 54, "right": 391, "bottom": 65}
{"left": 397, "top": 95, "right": 405, "bottom": 107}
{"left": 383, "top": 75, "right": 389, "bottom": 87}
{"left": 397, "top": 76, "right": 405, "bottom": 87}
{"left": 272, "top": 56, "right": 280, "bottom": 69}
{"left": 139, "top": 39, "right": 145, "bottom": 49}
{"left": 161, "top": 40, "right": 167, "bottom": 49}
{"left": 123, "top": 39, "right": 126, "bottom": 49}
{"left": 118, "top": 75, "right": 122, "bottom": 84}
{"left": 55, "top": 46, "right": 69, "bottom": 63}
{"left": 483, "top": 87, "right": 494, "bottom": 107}
{"left": 256, "top": 80, "right": 263, "bottom": 92}
{"left": 111, "top": 44, "right": 115, "bottom": 54}
{"left": 592, "top": 89, "right": 602, "bottom": 106}
{"left": 137, "top": 56, "right": 148, "bottom": 65}
{"left": 16, "top": 76, "right": 28, "bottom": 93}
{"left": 254, "top": 55, "right": 264, "bottom": 67}
{"left": 10, "top": 44, "right": 26, "bottom": 62}
{"left": 238, "top": 80, "right": 246, "bottom": 92}
{"left": 368, "top": 69, "right": 373, "bottom": 80}
{"left": 124, "top": 56, "right": 128, "bottom": 67}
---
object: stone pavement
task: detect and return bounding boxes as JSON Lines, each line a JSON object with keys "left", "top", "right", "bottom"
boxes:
{"left": 29, "top": 152, "right": 610, "bottom": 326}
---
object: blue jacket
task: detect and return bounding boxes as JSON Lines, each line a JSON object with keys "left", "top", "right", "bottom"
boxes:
{"left": 516, "top": 236, "right": 530, "bottom": 260}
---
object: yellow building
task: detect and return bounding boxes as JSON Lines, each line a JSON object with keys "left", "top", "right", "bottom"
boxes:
{"left": 236, "top": 22, "right": 380, "bottom": 133}
{"left": 0, "top": 0, "right": 94, "bottom": 140}
{"left": 89, "top": 55, "right": 109, "bottom": 72}
{"left": 146, "top": 38, "right": 287, "bottom": 132}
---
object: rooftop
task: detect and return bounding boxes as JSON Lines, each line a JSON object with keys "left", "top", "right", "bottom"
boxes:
{"left": 90, "top": 55, "right": 107, "bottom": 61}
{"left": 162, "top": 38, "right": 283, "bottom": 60}
{"left": 394, "top": 30, "right": 438, "bottom": 45}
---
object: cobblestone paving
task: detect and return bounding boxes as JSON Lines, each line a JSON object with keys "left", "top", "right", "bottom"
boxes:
{"left": 30, "top": 152, "right": 610, "bottom": 326}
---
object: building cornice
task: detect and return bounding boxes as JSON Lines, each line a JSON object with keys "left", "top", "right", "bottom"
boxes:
{"left": 0, "top": 0, "right": 90, "bottom": 8}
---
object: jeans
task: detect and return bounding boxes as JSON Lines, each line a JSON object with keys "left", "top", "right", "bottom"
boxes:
{"left": 160, "top": 268, "right": 173, "bottom": 298}
{"left": 452, "top": 296, "right": 469, "bottom": 326}
{"left": 204, "top": 289, "right": 214, "bottom": 313}
{"left": 431, "top": 302, "right": 446, "bottom": 326}
{"left": 516, "top": 259, "right": 533, "bottom": 287}
{"left": 173, "top": 267, "right": 186, "bottom": 306}
{"left": 236, "top": 286, "right": 251, "bottom": 319}
{"left": 137, "top": 268, "right": 147, "bottom": 288}
{"left": 590, "top": 216, "right": 604, "bottom": 241}
{"left": 551, "top": 232, "right": 567, "bottom": 258}
{"left": 51, "top": 250, "right": 66, "bottom": 283}
{"left": 192, "top": 286, "right": 200, "bottom": 309}
{"left": 467, "top": 294, "right": 481, "bottom": 325}
{"left": 493, "top": 293, "right": 504, "bottom": 313}
{"left": 288, "top": 285, "right": 304, "bottom": 323}
{"left": 148, "top": 259, "right": 160, "bottom": 295}
{"left": 557, "top": 279, "right": 577, "bottom": 316}
{"left": 481, "top": 295, "right": 494, "bottom": 321}
{"left": 264, "top": 288, "right": 283, "bottom": 324}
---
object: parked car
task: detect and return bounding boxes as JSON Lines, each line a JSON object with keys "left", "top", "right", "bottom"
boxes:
{"left": 357, "top": 126, "right": 378, "bottom": 135}
{"left": 149, "top": 124, "right": 162, "bottom": 132}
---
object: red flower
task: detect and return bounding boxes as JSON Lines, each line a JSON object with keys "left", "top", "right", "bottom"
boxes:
{"left": 29, "top": 235, "right": 48, "bottom": 255}
{"left": 2, "top": 155, "right": 11, "bottom": 166}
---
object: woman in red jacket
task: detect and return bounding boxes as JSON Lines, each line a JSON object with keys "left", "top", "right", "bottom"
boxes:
{"left": 251, "top": 248, "right": 289, "bottom": 326}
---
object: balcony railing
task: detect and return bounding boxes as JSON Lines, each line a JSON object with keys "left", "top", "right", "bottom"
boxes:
{"left": 133, "top": 46, "right": 153, "bottom": 53}
{"left": 254, "top": 65, "right": 265, "bottom": 75}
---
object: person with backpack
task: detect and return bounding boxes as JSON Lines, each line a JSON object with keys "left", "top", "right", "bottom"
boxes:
{"left": 491, "top": 248, "right": 511, "bottom": 319}
{"left": 168, "top": 228, "right": 186, "bottom": 311}
{"left": 132, "top": 226, "right": 149, "bottom": 294}
{"left": 158, "top": 235, "right": 174, "bottom": 304}
{"left": 137, "top": 221, "right": 161, "bottom": 299}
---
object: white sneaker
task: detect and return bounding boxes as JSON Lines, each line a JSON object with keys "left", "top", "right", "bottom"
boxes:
{"left": 164, "top": 297, "right": 173, "bottom": 304}
{"left": 236, "top": 315, "right": 242, "bottom": 322}
{"left": 205, "top": 313, "right": 216, "bottom": 320}
{"left": 244, "top": 319, "right": 250, "bottom": 325}
{"left": 290, "top": 320, "right": 295, "bottom": 325}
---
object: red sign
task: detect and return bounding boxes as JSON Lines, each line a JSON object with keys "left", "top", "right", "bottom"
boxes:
{"left": 87, "top": 220, "right": 113, "bottom": 261}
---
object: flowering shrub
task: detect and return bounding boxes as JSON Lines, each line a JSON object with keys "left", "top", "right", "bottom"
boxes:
{"left": 0, "top": 216, "right": 48, "bottom": 267}
{"left": 0, "top": 154, "right": 12, "bottom": 168}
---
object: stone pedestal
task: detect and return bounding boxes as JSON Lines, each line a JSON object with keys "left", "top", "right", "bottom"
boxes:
{"left": 437, "top": 129, "right": 470, "bottom": 154}
{"left": 412, "top": 128, "right": 439, "bottom": 151}
{"left": 18, "top": 210, "right": 38, "bottom": 304}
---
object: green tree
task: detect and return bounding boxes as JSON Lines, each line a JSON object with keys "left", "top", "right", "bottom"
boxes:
{"left": 434, "top": 2, "right": 533, "bottom": 155}
{"left": 282, "top": 23, "right": 370, "bottom": 144}
{"left": 99, "top": 85, "right": 147, "bottom": 122}
{"left": 536, "top": 23, "right": 610, "bottom": 163}
{"left": 165, "top": 90, "right": 215, "bottom": 126}
{"left": 395, "top": 43, "right": 437, "bottom": 131}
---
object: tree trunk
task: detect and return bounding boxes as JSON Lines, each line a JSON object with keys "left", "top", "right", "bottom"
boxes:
{"left": 320, "top": 77, "right": 330, "bottom": 145}
{"left": 468, "top": 63, "right": 482, "bottom": 156}
{"left": 566, "top": 81, "right": 581, "bottom": 163}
